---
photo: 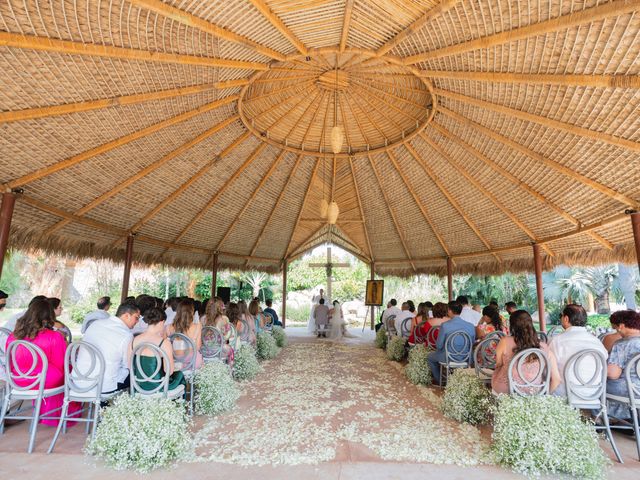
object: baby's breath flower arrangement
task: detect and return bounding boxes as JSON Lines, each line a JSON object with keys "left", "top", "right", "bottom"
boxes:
{"left": 386, "top": 336, "right": 406, "bottom": 361}
{"left": 194, "top": 361, "right": 240, "bottom": 416}
{"left": 271, "top": 325, "right": 287, "bottom": 348}
{"left": 86, "top": 394, "right": 192, "bottom": 473}
{"left": 375, "top": 327, "right": 387, "bottom": 349}
{"left": 233, "top": 344, "right": 263, "bottom": 381}
{"left": 256, "top": 331, "right": 280, "bottom": 360}
{"left": 442, "top": 369, "right": 493, "bottom": 425}
{"left": 405, "top": 344, "right": 432, "bottom": 385}
{"left": 492, "top": 395, "right": 610, "bottom": 479}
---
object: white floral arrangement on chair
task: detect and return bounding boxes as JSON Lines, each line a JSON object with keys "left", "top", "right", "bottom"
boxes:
{"left": 86, "top": 394, "right": 193, "bottom": 472}
{"left": 386, "top": 336, "right": 406, "bottom": 362}
{"left": 233, "top": 344, "right": 263, "bottom": 381}
{"left": 492, "top": 395, "right": 610, "bottom": 479}
{"left": 256, "top": 331, "right": 280, "bottom": 360}
{"left": 271, "top": 325, "right": 287, "bottom": 348}
{"left": 405, "top": 344, "right": 433, "bottom": 385}
{"left": 442, "top": 369, "right": 494, "bottom": 425}
{"left": 375, "top": 327, "right": 387, "bottom": 349}
{"left": 194, "top": 361, "right": 240, "bottom": 416}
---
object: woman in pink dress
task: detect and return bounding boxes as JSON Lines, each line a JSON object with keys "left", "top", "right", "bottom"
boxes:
{"left": 6, "top": 299, "right": 80, "bottom": 426}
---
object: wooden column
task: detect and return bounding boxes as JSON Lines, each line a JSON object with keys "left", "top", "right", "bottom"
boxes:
{"left": 211, "top": 252, "right": 219, "bottom": 299}
{"left": 282, "top": 259, "right": 288, "bottom": 328}
{"left": 630, "top": 210, "right": 640, "bottom": 272}
{"left": 0, "top": 191, "right": 17, "bottom": 281}
{"left": 370, "top": 262, "right": 375, "bottom": 330}
{"left": 532, "top": 243, "right": 546, "bottom": 332}
{"left": 446, "top": 257, "right": 453, "bottom": 301}
{"left": 120, "top": 234, "right": 135, "bottom": 303}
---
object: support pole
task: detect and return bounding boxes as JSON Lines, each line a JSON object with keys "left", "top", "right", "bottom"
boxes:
{"left": 446, "top": 257, "right": 453, "bottom": 301}
{"left": 120, "top": 234, "right": 135, "bottom": 303}
{"left": 370, "top": 262, "right": 375, "bottom": 330}
{"left": 282, "top": 259, "right": 288, "bottom": 328}
{"left": 532, "top": 243, "right": 546, "bottom": 332}
{"left": 0, "top": 191, "right": 17, "bottom": 281}
{"left": 629, "top": 210, "right": 640, "bottom": 272}
{"left": 211, "top": 252, "right": 219, "bottom": 299}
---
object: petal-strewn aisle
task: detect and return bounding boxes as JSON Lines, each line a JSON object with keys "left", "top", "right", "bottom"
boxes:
{"left": 194, "top": 333, "right": 488, "bottom": 466}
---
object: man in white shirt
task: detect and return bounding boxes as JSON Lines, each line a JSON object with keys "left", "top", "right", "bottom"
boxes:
{"left": 394, "top": 301, "right": 416, "bottom": 337}
{"left": 381, "top": 299, "right": 402, "bottom": 331}
{"left": 81, "top": 296, "right": 112, "bottom": 333}
{"left": 77, "top": 303, "right": 140, "bottom": 393}
{"left": 457, "top": 295, "right": 481, "bottom": 326}
{"left": 549, "top": 304, "right": 607, "bottom": 397}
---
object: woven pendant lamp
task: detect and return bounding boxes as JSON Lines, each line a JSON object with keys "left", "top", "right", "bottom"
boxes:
{"left": 330, "top": 125, "right": 343, "bottom": 154}
{"left": 327, "top": 201, "right": 340, "bottom": 225}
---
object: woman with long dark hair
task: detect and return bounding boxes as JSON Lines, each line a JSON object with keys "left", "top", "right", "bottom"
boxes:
{"left": 476, "top": 305, "right": 507, "bottom": 340}
{"left": 491, "top": 310, "right": 561, "bottom": 394}
{"left": 166, "top": 299, "right": 203, "bottom": 370}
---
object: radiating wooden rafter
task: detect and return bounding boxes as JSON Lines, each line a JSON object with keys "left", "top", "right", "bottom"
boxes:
{"left": 247, "top": 0, "right": 308, "bottom": 55}
{"left": 348, "top": 157, "right": 373, "bottom": 259}
{"left": 339, "top": 0, "right": 355, "bottom": 52}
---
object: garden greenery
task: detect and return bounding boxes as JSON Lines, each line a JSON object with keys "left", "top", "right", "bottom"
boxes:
{"left": 405, "top": 344, "right": 433, "bottom": 386}
{"left": 492, "top": 395, "right": 610, "bottom": 479}
{"left": 386, "top": 336, "right": 406, "bottom": 362}
{"left": 233, "top": 344, "right": 263, "bottom": 381}
{"left": 256, "top": 331, "right": 280, "bottom": 360}
{"left": 194, "top": 361, "right": 240, "bottom": 416}
{"left": 442, "top": 369, "right": 494, "bottom": 425}
{"left": 271, "top": 325, "right": 287, "bottom": 348}
{"left": 375, "top": 328, "right": 387, "bottom": 349}
{"left": 86, "top": 394, "right": 192, "bottom": 472}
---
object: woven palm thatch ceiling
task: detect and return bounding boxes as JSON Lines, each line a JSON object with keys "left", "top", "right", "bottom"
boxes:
{"left": 1, "top": 0, "right": 640, "bottom": 277}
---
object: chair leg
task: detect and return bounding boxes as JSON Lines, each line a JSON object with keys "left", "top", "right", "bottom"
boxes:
{"left": 47, "top": 401, "right": 69, "bottom": 454}
{"left": 0, "top": 392, "right": 10, "bottom": 435}
{"left": 630, "top": 406, "right": 640, "bottom": 462}
{"left": 28, "top": 398, "right": 43, "bottom": 454}
{"left": 601, "top": 410, "right": 623, "bottom": 463}
{"left": 85, "top": 403, "right": 92, "bottom": 435}
{"left": 90, "top": 401, "right": 100, "bottom": 439}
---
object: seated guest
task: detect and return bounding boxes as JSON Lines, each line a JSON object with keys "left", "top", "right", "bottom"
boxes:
{"left": 458, "top": 295, "right": 482, "bottom": 326}
{"left": 202, "top": 298, "right": 234, "bottom": 364}
{"left": 78, "top": 303, "right": 139, "bottom": 393}
{"left": 249, "top": 298, "right": 268, "bottom": 333}
{"left": 227, "top": 302, "right": 243, "bottom": 338}
{"left": 476, "top": 305, "right": 507, "bottom": 340}
{"left": 0, "top": 289, "right": 8, "bottom": 312}
{"left": 602, "top": 330, "right": 623, "bottom": 353}
{"left": 394, "top": 300, "right": 416, "bottom": 337}
{"left": 166, "top": 299, "right": 203, "bottom": 370}
{"left": 132, "top": 308, "right": 184, "bottom": 393}
{"left": 427, "top": 301, "right": 476, "bottom": 385}
{"left": 605, "top": 310, "right": 640, "bottom": 420}
{"left": 6, "top": 299, "right": 81, "bottom": 425}
{"left": 264, "top": 299, "right": 282, "bottom": 326}
{"left": 81, "top": 296, "right": 112, "bottom": 333}
{"left": 408, "top": 302, "right": 429, "bottom": 345}
{"left": 238, "top": 300, "right": 256, "bottom": 344}
{"left": 164, "top": 297, "right": 179, "bottom": 326}
{"left": 3, "top": 295, "right": 47, "bottom": 331}
{"left": 198, "top": 298, "right": 209, "bottom": 319}
{"left": 505, "top": 301, "right": 518, "bottom": 315}
{"left": 549, "top": 304, "right": 607, "bottom": 397}
{"left": 381, "top": 299, "right": 401, "bottom": 329}
{"left": 47, "top": 297, "right": 71, "bottom": 341}
{"left": 313, "top": 298, "right": 330, "bottom": 337}
{"left": 492, "top": 310, "right": 561, "bottom": 395}
{"left": 132, "top": 294, "right": 157, "bottom": 335}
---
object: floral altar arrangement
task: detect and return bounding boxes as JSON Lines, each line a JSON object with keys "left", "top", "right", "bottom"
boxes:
{"left": 256, "top": 331, "right": 280, "bottom": 360}
{"left": 491, "top": 395, "right": 609, "bottom": 479}
{"left": 386, "top": 336, "right": 406, "bottom": 361}
{"left": 271, "top": 325, "right": 287, "bottom": 348}
{"left": 86, "top": 394, "right": 193, "bottom": 472}
{"left": 194, "top": 361, "right": 240, "bottom": 415}
{"left": 442, "top": 369, "right": 494, "bottom": 425}
{"left": 405, "top": 344, "right": 433, "bottom": 386}
{"left": 233, "top": 344, "right": 263, "bottom": 381}
{"left": 375, "top": 327, "right": 387, "bottom": 349}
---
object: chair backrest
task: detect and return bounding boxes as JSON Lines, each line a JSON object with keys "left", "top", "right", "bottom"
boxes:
{"left": 537, "top": 331, "right": 548, "bottom": 344}
{"left": 238, "top": 319, "right": 251, "bottom": 342}
{"left": 200, "top": 326, "right": 224, "bottom": 360}
{"left": 4, "top": 340, "right": 49, "bottom": 395}
{"left": 426, "top": 325, "right": 440, "bottom": 348}
{"left": 547, "top": 325, "right": 564, "bottom": 338}
{"left": 0, "top": 327, "right": 12, "bottom": 370}
{"left": 385, "top": 315, "right": 397, "bottom": 335}
{"left": 484, "top": 330, "right": 506, "bottom": 341}
{"left": 444, "top": 331, "right": 473, "bottom": 365}
{"left": 263, "top": 312, "right": 274, "bottom": 331}
{"left": 56, "top": 325, "right": 72, "bottom": 344}
{"left": 169, "top": 333, "right": 196, "bottom": 373}
{"left": 400, "top": 317, "right": 412, "bottom": 338}
{"left": 508, "top": 348, "right": 550, "bottom": 396}
{"left": 66, "top": 341, "right": 106, "bottom": 399}
{"left": 624, "top": 352, "right": 640, "bottom": 406}
{"left": 130, "top": 342, "right": 170, "bottom": 396}
{"left": 228, "top": 323, "right": 239, "bottom": 350}
{"left": 563, "top": 348, "right": 607, "bottom": 409}
{"left": 474, "top": 335, "right": 500, "bottom": 377}
{"left": 413, "top": 319, "right": 428, "bottom": 344}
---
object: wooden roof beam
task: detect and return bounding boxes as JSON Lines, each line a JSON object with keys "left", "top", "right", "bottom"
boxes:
{"left": 339, "top": 0, "right": 355, "bottom": 52}
{"left": 247, "top": 0, "right": 308, "bottom": 55}
{"left": 287, "top": 224, "right": 328, "bottom": 260}
{"left": 0, "top": 32, "right": 268, "bottom": 70}
{"left": 405, "top": 0, "right": 640, "bottom": 64}
{"left": 348, "top": 157, "right": 374, "bottom": 259}
{"left": 5, "top": 95, "right": 238, "bottom": 189}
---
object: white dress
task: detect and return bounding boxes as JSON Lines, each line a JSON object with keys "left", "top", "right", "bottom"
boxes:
{"left": 307, "top": 293, "right": 322, "bottom": 333}
{"left": 328, "top": 306, "right": 356, "bottom": 340}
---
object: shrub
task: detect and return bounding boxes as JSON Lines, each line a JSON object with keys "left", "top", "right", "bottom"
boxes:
{"left": 375, "top": 328, "right": 387, "bottom": 349}
{"left": 86, "top": 394, "right": 192, "bottom": 472}
{"left": 233, "top": 344, "right": 263, "bottom": 381}
{"left": 256, "top": 331, "right": 280, "bottom": 360}
{"left": 492, "top": 395, "right": 609, "bottom": 479}
{"left": 405, "top": 344, "right": 433, "bottom": 386}
{"left": 386, "top": 336, "right": 406, "bottom": 362}
{"left": 442, "top": 369, "right": 493, "bottom": 425}
{"left": 271, "top": 325, "right": 287, "bottom": 348}
{"left": 194, "top": 361, "right": 240, "bottom": 416}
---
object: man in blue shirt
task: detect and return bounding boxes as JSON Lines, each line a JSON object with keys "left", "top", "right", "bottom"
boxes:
{"left": 427, "top": 300, "right": 476, "bottom": 385}
{"left": 264, "top": 299, "right": 282, "bottom": 326}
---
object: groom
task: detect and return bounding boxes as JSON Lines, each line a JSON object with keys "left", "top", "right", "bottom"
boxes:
{"left": 314, "top": 298, "right": 329, "bottom": 337}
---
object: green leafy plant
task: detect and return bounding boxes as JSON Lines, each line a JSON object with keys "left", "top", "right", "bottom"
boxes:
{"left": 233, "top": 344, "right": 263, "bottom": 381}
{"left": 375, "top": 328, "right": 387, "bottom": 349}
{"left": 491, "top": 395, "right": 610, "bottom": 479}
{"left": 271, "top": 325, "right": 287, "bottom": 348}
{"left": 405, "top": 344, "right": 433, "bottom": 386}
{"left": 442, "top": 369, "right": 494, "bottom": 425}
{"left": 194, "top": 361, "right": 240, "bottom": 416}
{"left": 256, "top": 331, "right": 280, "bottom": 360}
{"left": 86, "top": 394, "right": 192, "bottom": 472}
{"left": 386, "top": 336, "right": 406, "bottom": 362}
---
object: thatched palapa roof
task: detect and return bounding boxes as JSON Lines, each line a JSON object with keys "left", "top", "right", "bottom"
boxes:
{"left": 1, "top": 0, "right": 640, "bottom": 276}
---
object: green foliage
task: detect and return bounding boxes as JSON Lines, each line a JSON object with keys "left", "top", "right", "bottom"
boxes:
{"left": 271, "top": 325, "right": 287, "bottom": 348}
{"left": 0, "top": 250, "right": 25, "bottom": 297}
{"left": 442, "top": 370, "right": 494, "bottom": 425}
{"left": 194, "top": 361, "right": 240, "bottom": 416}
{"left": 285, "top": 304, "right": 311, "bottom": 323}
{"left": 492, "top": 395, "right": 610, "bottom": 479}
{"left": 286, "top": 254, "right": 368, "bottom": 300}
{"left": 587, "top": 314, "right": 612, "bottom": 329}
{"left": 232, "top": 344, "right": 263, "bottom": 381}
{"left": 405, "top": 344, "right": 433, "bottom": 386}
{"left": 256, "top": 331, "right": 280, "bottom": 360}
{"left": 386, "top": 336, "right": 406, "bottom": 362}
{"left": 375, "top": 328, "right": 387, "bottom": 349}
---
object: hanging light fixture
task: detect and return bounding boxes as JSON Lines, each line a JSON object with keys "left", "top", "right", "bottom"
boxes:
{"left": 330, "top": 65, "right": 343, "bottom": 154}
{"left": 327, "top": 201, "right": 340, "bottom": 225}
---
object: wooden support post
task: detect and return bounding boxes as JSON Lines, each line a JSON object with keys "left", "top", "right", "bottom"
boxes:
{"left": 629, "top": 210, "right": 640, "bottom": 272}
{"left": 0, "top": 191, "right": 17, "bottom": 281}
{"left": 120, "top": 234, "right": 135, "bottom": 304}
{"left": 533, "top": 244, "right": 546, "bottom": 332}
{"left": 282, "top": 259, "right": 288, "bottom": 328}
{"left": 446, "top": 257, "right": 453, "bottom": 301}
{"left": 211, "top": 252, "right": 219, "bottom": 300}
{"left": 370, "top": 262, "right": 375, "bottom": 330}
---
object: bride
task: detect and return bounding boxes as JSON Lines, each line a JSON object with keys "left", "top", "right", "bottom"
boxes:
{"left": 328, "top": 301, "right": 356, "bottom": 340}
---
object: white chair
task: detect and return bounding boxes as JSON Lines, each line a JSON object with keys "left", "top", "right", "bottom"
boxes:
{"left": 438, "top": 331, "right": 473, "bottom": 387}
{"left": 547, "top": 325, "right": 564, "bottom": 338}
{"left": 384, "top": 314, "right": 397, "bottom": 342}
{"left": 564, "top": 349, "right": 622, "bottom": 463}
{"left": 129, "top": 343, "right": 184, "bottom": 400}
{"left": 228, "top": 324, "right": 239, "bottom": 351}
{"left": 606, "top": 352, "right": 640, "bottom": 461}
{"left": 425, "top": 325, "right": 440, "bottom": 349}
{"left": 0, "top": 340, "right": 63, "bottom": 453}
{"left": 474, "top": 335, "right": 500, "bottom": 384}
{"left": 400, "top": 317, "right": 412, "bottom": 338}
{"left": 263, "top": 312, "right": 274, "bottom": 332}
{"left": 48, "top": 341, "right": 116, "bottom": 453}
{"left": 507, "top": 348, "right": 550, "bottom": 396}
{"left": 536, "top": 331, "right": 548, "bottom": 344}
{"left": 201, "top": 326, "right": 225, "bottom": 362}
{"left": 412, "top": 319, "right": 428, "bottom": 345}
{"left": 238, "top": 318, "right": 252, "bottom": 344}
{"left": 169, "top": 333, "right": 196, "bottom": 415}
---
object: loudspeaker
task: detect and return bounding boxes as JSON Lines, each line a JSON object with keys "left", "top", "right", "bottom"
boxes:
{"left": 217, "top": 286, "right": 231, "bottom": 304}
